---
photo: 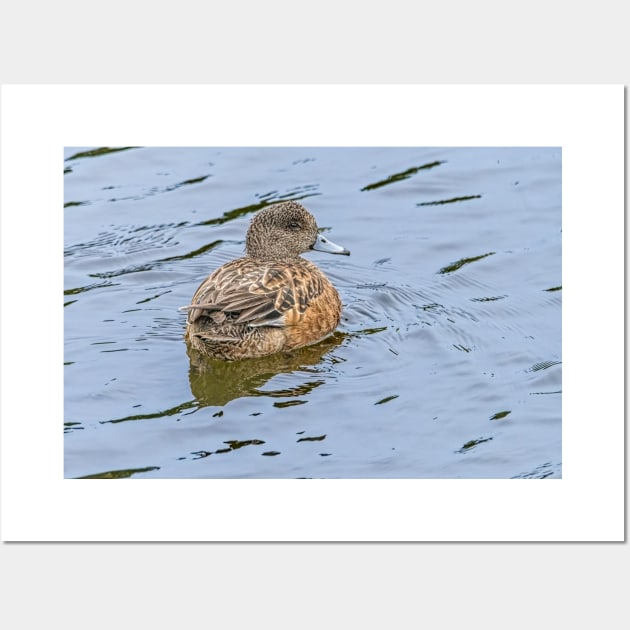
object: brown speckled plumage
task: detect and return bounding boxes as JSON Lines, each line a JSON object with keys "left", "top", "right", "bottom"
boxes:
{"left": 181, "top": 202, "right": 350, "bottom": 360}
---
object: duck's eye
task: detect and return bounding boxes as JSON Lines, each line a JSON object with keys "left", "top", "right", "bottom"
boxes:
{"left": 288, "top": 221, "right": 301, "bottom": 230}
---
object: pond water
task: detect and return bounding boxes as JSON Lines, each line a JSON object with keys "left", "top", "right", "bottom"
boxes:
{"left": 64, "top": 147, "right": 561, "bottom": 479}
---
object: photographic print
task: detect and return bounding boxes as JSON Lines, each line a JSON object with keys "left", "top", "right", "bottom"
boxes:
{"left": 64, "top": 146, "right": 562, "bottom": 480}
{"left": 2, "top": 85, "right": 622, "bottom": 541}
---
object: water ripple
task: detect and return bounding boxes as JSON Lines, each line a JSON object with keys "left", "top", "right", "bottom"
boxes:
{"left": 65, "top": 146, "right": 139, "bottom": 161}
{"left": 361, "top": 161, "right": 444, "bottom": 191}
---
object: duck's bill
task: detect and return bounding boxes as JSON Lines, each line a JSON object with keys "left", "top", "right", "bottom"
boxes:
{"left": 311, "top": 233, "right": 350, "bottom": 256}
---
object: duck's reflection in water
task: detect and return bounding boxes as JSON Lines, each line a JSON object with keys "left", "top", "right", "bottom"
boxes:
{"left": 187, "top": 332, "right": 346, "bottom": 407}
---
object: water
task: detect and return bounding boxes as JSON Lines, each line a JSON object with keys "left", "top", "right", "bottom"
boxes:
{"left": 64, "top": 147, "right": 561, "bottom": 479}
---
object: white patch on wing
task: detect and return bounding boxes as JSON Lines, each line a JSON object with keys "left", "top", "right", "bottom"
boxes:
{"left": 248, "top": 317, "right": 285, "bottom": 328}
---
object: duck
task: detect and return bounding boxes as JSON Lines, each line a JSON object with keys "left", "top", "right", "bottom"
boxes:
{"left": 180, "top": 201, "right": 350, "bottom": 360}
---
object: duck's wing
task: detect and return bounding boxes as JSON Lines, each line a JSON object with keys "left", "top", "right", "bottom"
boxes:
{"left": 181, "top": 259, "right": 326, "bottom": 328}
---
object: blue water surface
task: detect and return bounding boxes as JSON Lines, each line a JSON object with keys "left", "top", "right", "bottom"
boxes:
{"left": 64, "top": 147, "right": 561, "bottom": 479}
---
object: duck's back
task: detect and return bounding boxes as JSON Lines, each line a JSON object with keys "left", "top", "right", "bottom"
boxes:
{"left": 184, "top": 256, "right": 342, "bottom": 360}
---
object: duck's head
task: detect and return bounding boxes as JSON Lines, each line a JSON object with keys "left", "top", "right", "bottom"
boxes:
{"left": 245, "top": 201, "right": 350, "bottom": 261}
